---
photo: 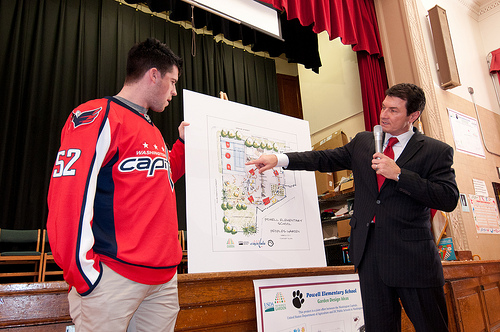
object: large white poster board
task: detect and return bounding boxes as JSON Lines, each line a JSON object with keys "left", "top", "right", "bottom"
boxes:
{"left": 253, "top": 274, "right": 364, "bottom": 332}
{"left": 183, "top": 90, "right": 326, "bottom": 273}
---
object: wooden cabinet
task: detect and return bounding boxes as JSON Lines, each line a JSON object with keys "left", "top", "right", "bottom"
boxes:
{"left": 449, "top": 273, "right": 500, "bottom": 332}
{"left": 450, "top": 277, "right": 488, "bottom": 331}
{"left": 481, "top": 274, "right": 500, "bottom": 331}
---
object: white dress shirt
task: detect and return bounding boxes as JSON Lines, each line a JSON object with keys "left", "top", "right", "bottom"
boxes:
{"left": 383, "top": 126, "right": 415, "bottom": 161}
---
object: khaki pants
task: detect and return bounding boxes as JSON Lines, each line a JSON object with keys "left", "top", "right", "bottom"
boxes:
{"left": 68, "top": 263, "right": 179, "bottom": 332}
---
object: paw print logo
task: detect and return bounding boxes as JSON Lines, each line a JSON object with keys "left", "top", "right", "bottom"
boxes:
{"left": 292, "top": 290, "right": 304, "bottom": 309}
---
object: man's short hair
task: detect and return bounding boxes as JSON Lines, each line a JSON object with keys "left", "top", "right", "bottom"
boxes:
{"left": 125, "top": 38, "right": 183, "bottom": 84}
{"left": 385, "top": 83, "right": 426, "bottom": 115}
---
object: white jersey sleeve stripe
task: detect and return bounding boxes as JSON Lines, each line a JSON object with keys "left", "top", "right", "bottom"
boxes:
{"left": 76, "top": 114, "right": 112, "bottom": 290}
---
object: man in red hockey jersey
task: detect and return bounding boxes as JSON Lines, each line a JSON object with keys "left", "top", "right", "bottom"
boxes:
{"left": 47, "top": 38, "right": 188, "bottom": 331}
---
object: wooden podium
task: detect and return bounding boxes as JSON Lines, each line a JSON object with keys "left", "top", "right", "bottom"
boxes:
{"left": 1, "top": 261, "right": 499, "bottom": 331}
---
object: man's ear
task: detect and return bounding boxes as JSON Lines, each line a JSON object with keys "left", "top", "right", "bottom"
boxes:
{"left": 148, "top": 67, "right": 158, "bottom": 83}
{"left": 410, "top": 111, "right": 421, "bottom": 123}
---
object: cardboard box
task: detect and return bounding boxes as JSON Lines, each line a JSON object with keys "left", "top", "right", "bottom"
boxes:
{"left": 337, "top": 219, "right": 351, "bottom": 238}
{"left": 335, "top": 170, "right": 351, "bottom": 187}
{"left": 340, "top": 180, "right": 354, "bottom": 192}
{"left": 455, "top": 250, "right": 473, "bottom": 261}
{"left": 313, "top": 131, "right": 352, "bottom": 194}
{"left": 312, "top": 131, "right": 348, "bottom": 151}
{"left": 315, "top": 172, "right": 335, "bottom": 195}
{"left": 322, "top": 222, "right": 337, "bottom": 240}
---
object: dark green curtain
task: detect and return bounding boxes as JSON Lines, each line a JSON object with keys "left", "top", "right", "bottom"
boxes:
{"left": 0, "top": 0, "right": 279, "bottom": 231}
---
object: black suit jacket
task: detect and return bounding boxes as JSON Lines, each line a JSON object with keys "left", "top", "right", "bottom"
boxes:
{"left": 286, "top": 129, "right": 459, "bottom": 288}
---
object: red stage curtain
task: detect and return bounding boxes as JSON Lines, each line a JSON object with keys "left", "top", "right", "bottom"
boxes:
{"left": 490, "top": 48, "right": 500, "bottom": 86}
{"left": 357, "top": 51, "right": 388, "bottom": 130}
{"left": 262, "top": 0, "right": 387, "bottom": 130}
{"left": 262, "top": 0, "right": 382, "bottom": 55}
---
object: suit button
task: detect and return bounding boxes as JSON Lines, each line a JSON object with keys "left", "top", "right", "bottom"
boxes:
{"left": 376, "top": 200, "right": 381, "bottom": 204}
{"left": 366, "top": 223, "right": 370, "bottom": 227}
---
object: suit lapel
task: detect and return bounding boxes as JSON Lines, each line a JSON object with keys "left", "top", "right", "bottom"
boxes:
{"left": 396, "top": 128, "right": 424, "bottom": 167}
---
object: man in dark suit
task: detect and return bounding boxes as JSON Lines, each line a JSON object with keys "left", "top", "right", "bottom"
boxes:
{"left": 246, "top": 83, "right": 459, "bottom": 331}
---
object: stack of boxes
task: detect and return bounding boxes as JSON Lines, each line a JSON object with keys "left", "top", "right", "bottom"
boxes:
{"left": 314, "top": 131, "right": 353, "bottom": 264}
{"left": 312, "top": 131, "right": 354, "bottom": 196}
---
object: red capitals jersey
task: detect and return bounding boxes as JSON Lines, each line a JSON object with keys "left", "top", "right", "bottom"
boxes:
{"left": 47, "top": 97, "right": 184, "bottom": 295}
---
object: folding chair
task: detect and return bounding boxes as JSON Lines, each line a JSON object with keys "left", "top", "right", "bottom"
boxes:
{"left": 178, "top": 230, "right": 186, "bottom": 250}
{"left": 40, "top": 230, "right": 64, "bottom": 282}
{"left": 0, "top": 229, "right": 43, "bottom": 282}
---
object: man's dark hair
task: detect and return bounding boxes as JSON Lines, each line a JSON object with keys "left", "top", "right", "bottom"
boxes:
{"left": 125, "top": 38, "right": 183, "bottom": 84}
{"left": 385, "top": 83, "right": 426, "bottom": 115}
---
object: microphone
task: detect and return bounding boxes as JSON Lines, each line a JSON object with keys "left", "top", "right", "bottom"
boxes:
{"left": 374, "top": 125, "right": 383, "bottom": 154}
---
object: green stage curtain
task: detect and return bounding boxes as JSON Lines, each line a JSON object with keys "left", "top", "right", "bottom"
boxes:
{"left": 0, "top": 0, "right": 279, "bottom": 231}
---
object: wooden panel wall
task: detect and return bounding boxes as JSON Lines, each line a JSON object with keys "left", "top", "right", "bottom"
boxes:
{"left": 1, "top": 262, "right": 499, "bottom": 331}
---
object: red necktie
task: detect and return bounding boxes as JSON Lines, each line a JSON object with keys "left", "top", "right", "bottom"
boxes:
{"left": 377, "top": 137, "right": 398, "bottom": 190}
